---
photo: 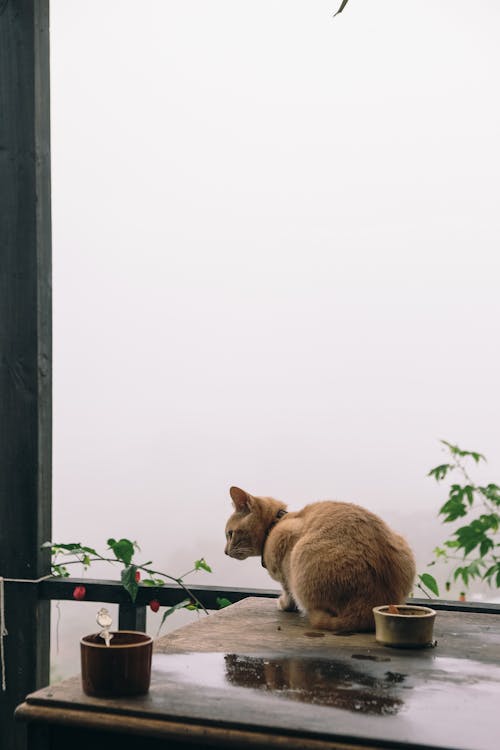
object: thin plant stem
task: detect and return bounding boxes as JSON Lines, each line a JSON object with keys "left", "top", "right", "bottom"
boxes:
{"left": 51, "top": 554, "right": 210, "bottom": 616}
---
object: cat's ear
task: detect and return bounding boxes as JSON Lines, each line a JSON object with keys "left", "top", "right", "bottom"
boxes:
{"left": 229, "top": 486, "right": 255, "bottom": 513}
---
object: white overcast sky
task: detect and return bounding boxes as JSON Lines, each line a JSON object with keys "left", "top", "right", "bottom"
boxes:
{"left": 50, "top": 1, "right": 500, "bottom": 601}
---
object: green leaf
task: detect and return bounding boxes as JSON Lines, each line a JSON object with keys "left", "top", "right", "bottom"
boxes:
{"left": 463, "top": 539, "right": 480, "bottom": 556}
{"left": 484, "top": 563, "right": 500, "bottom": 579}
{"left": 142, "top": 577, "right": 165, "bottom": 587}
{"left": 439, "top": 485, "right": 467, "bottom": 522}
{"left": 51, "top": 564, "right": 69, "bottom": 577}
{"left": 433, "top": 546, "right": 448, "bottom": 558}
{"left": 454, "top": 560, "right": 482, "bottom": 585}
{"left": 108, "top": 538, "right": 135, "bottom": 566}
{"left": 51, "top": 542, "right": 85, "bottom": 552}
{"left": 81, "top": 546, "right": 98, "bottom": 556}
{"left": 157, "top": 599, "right": 192, "bottom": 634}
{"left": 440, "top": 441, "right": 485, "bottom": 463}
{"left": 441, "top": 440, "right": 461, "bottom": 455}
{"left": 121, "top": 565, "right": 139, "bottom": 602}
{"left": 216, "top": 597, "right": 232, "bottom": 609}
{"left": 453, "top": 567, "right": 462, "bottom": 582}
{"left": 479, "top": 514, "right": 497, "bottom": 531}
{"left": 465, "top": 560, "right": 483, "bottom": 577}
{"left": 480, "top": 538, "right": 494, "bottom": 557}
{"left": 334, "top": 0, "right": 350, "bottom": 16}
{"left": 418, "top": 573, "right": 439, "bottom": 597}
{"left": 470, "top": 452, "right": 486, "bottom": 464}
{"left": 463, "top": 485, "right": 475, "bottom": 506}
{"left": 194, "top": 558, "right": 212, "bottom": 573}
{"left": 453, "top": 514, "right": 499, "bottom": 560}
{"left": 481, "top": 484, "right": 500, "bottom": 505}
{"left": 453, "top": 559, "right": 484, "bottom": 586}
{"left": 484, "top": 488, "right": 500, "bottom": 504}
{"left": 428, "top": 464, "right": 454, "bottom": 482}
{"left": 454, "top": 566, "right": 469, "bottom": 586}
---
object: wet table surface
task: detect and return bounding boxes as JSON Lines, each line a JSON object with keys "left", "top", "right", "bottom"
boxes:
{"left": 17, "top": 598, "right": 500, "bottom": 750}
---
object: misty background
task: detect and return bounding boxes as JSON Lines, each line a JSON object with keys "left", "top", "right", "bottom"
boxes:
{"left": 49, "top": 0, "right": 500, "bottom": 678}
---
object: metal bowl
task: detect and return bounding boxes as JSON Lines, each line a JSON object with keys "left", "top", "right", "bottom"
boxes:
{"left": 373, "top": 604, "right": 437, "bottom": 648}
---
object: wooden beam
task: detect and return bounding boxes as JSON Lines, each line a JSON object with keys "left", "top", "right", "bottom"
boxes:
{"left": 0, "top": 1, "right": 52, "bottom": 748}
{"left": 39, "top": 578, "right": 281, "bottom": 609}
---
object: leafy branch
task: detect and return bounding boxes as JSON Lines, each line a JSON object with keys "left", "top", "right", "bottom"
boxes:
{"left": 418, "top": 441, "right": 500, "bottom": 599}
{"left": 42, "top": 538, "right": 213, "bottom": 630}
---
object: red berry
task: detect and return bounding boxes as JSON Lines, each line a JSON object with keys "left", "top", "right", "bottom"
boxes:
{"left": 135, "top": 570, "right": 141, "bottom": 582}
{"left": 73, "top": 585, "right": 86, "bottom": 600}
{"left": 149, "top": 599, "right": 160, "bottom": 613}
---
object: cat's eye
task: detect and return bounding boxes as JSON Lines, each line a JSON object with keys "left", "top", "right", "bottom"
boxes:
{"left": 227, "top": 530, "right": 233, "bottom": 539}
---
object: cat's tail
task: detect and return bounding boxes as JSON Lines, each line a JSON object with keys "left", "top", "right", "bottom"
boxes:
{"left": 307, "top": 607, "right": 374, "bottom": 633}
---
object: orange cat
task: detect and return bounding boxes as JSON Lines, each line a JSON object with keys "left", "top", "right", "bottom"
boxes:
{"left": 225, "top": 486, "right": 416, "bottom": 632}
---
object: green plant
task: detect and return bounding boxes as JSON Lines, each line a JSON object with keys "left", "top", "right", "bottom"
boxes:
{"left": 43, "top": 538, "right": 213, "bottom": 633}
{"left": 418, "top": 441, "right": 500, "bottom": 599}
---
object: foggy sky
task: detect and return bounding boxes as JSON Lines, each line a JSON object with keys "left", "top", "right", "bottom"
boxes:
{"left": 50, "top": 0, "right": 500, "bottom": 614}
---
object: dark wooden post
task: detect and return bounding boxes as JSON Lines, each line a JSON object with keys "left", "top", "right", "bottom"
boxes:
{"left": 0, "top": 1, "right": 52, "bottom": 749}
{"left": 119, "top": 603, "right": 147, "bottom": 632}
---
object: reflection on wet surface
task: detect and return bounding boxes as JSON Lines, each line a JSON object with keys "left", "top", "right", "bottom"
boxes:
{"left": 351, "top": 653, "right": 391, "bottom": 662}
{"left": 152, "top": 649, "right": 500, "bottom": 749}
{"left": 224, "top": 654, "right": 406, "bottom": 715}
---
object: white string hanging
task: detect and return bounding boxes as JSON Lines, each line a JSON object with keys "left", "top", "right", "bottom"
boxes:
{"left": 0, "top": 574, "right": 52, "bottom": 691}
{"left": 0, "top": 577, "right": 8, "bottom": 691}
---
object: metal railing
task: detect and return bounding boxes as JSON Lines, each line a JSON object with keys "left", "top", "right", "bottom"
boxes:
{"left": 38, "top": 577, "right": 500, "bottom": 622}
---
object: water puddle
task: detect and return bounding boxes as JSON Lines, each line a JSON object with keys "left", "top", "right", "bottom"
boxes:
{"left": 151, "top": 652, "right": 500, "bottom": 750}
{"left": 224, "top": 653, "right": 405, "bottom": 715}
{"left": 154, "top": 652, "right": 406, "bottom": 715}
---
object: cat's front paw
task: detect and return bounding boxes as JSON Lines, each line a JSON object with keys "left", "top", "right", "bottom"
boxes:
{"left": 277, "top": 593, "right": 298, "bottom": 612}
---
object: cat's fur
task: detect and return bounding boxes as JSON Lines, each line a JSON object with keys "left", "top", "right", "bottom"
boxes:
{"left": 225, "top": 486, "right": 416, "bottom": 633}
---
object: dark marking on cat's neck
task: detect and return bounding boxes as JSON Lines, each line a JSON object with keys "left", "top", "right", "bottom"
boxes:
{"left": 261, "top": 509, "right": 288, "bottom": 569}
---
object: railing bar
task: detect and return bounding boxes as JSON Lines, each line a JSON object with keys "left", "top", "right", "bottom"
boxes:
{"left": 21, "top": 578, "right": 500, "bottom": 615}
{"left": 35, "top": 578, "right": 280, "bottom": 609}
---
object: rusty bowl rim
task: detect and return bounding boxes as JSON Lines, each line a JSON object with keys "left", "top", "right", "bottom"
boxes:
{"left": 373, "top": 604, "right": 436, "bottom": 619}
